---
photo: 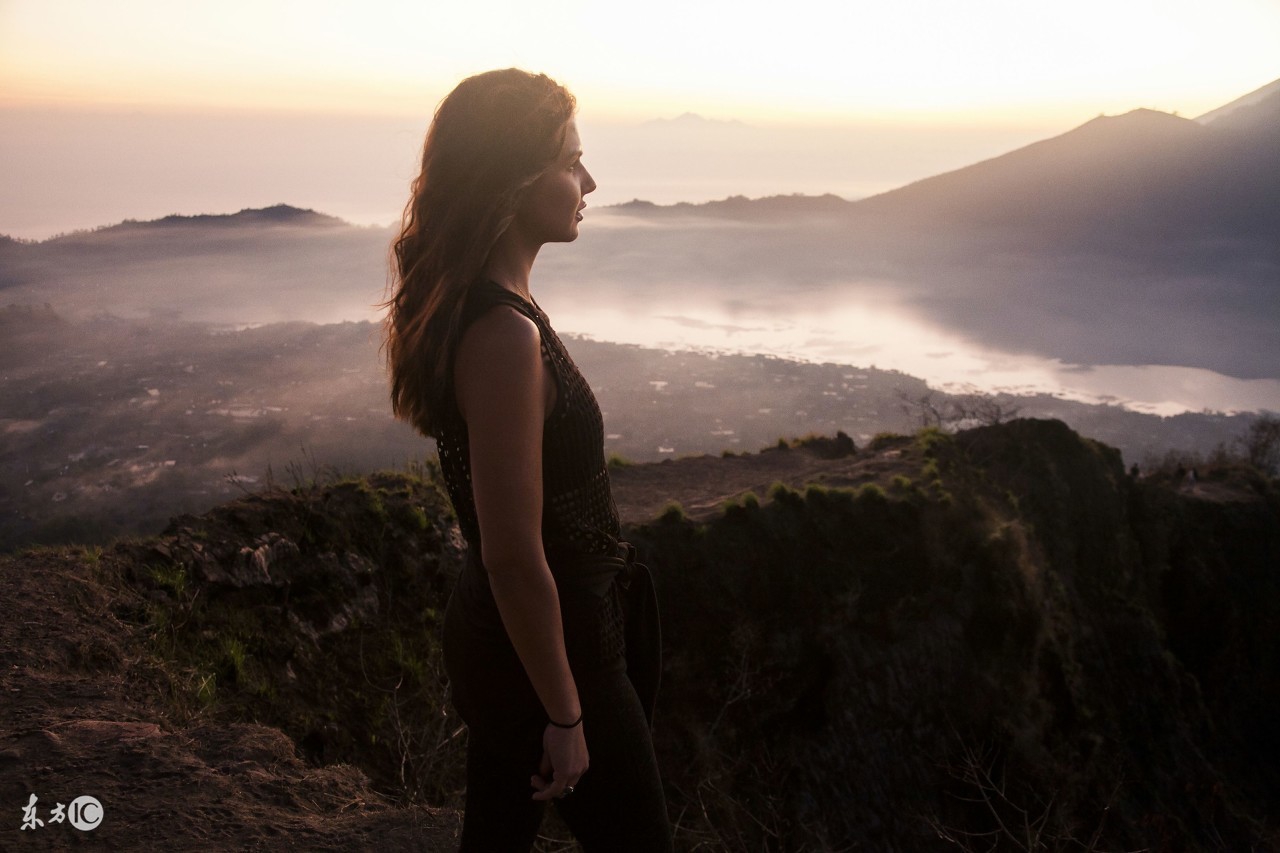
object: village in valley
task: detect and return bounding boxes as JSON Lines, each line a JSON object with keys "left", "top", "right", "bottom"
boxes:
{"left": 0, "top": 305, "right": 1252, "bottom": 551}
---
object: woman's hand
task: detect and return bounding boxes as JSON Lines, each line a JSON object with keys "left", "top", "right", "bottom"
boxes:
{"left": 531, "top": 722, "right": 589, "bottom": 801}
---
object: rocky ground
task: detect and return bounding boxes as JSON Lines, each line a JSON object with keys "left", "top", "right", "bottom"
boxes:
{"left": 1, "top": 422, "right": 1276, "bottom": 851}
{"left": 0, "top": 441, "right": 876, "bottom": 851}
{"left": 0, "top": 546, "right": 459, "bottom": 850}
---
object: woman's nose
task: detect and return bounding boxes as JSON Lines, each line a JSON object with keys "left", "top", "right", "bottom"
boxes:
{"left": 582, "top": 166, "right": 597, "bottom": 196}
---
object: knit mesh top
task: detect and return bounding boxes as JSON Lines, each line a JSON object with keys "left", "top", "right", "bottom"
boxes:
{"left": 436, "top": 280, "right": 621, "bottom": 564}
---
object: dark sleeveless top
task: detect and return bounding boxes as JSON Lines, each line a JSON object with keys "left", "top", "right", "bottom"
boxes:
{"left": 437, "top": 280, "right": 626, "bottom": 671}
{"left": 436, "top": 280, "right": 621, "bottom": 561}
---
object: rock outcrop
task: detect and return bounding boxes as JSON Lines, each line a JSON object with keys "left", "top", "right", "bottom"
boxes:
{"left": 1, "top": 420, "right": 1275, "bottom": 851}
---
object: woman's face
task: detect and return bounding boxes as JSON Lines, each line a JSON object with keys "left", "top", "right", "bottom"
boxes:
{"left": 511, "top": 119, "right": 596, "bottom": 246}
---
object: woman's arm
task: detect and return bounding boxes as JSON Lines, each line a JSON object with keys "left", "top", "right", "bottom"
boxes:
{"left": 453, "top": 303, "right": 587, "bottom": 801}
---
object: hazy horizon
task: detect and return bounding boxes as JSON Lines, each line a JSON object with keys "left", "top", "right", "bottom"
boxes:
{"left": 0, "top": 106, "right": 1065, "bottom": 241}
{"left": 4, "top": 0, "right": 1277, "bottom": 239}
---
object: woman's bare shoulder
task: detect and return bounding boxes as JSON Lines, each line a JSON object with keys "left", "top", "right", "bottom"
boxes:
{"left": 457, "top": 303, "right": 542, "bottom": 369}
{"left": 454, "top": 305, "right": 547, "bottom": 431}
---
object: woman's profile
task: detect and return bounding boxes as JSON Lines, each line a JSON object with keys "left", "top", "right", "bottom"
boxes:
{"left": 383, "top": 69, "right": 674, "bottom": 851}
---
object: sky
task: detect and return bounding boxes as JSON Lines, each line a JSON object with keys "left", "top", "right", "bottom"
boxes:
{"left": 2, "top": 0, "right": 1278, "bottom": 122}
{"left": 2, "top": 0, "right": 1278, "bottom": 239}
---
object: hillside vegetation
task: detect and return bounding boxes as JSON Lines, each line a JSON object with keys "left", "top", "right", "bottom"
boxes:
{"left": 1, "top": 419, "right": 1276, "bottom": 850}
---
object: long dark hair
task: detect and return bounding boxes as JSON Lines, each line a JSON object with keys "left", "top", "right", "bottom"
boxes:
{"left": 383, "top": 69, "right": 576, "bottom": 437}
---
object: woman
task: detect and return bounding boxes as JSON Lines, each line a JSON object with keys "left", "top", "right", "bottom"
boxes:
{"left": 383, "top": 69, "right": 674, "bottom": 852}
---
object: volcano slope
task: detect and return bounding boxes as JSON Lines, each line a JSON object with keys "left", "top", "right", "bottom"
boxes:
{"left": 1, "top": 419, "right": 1276, "bottom": 851}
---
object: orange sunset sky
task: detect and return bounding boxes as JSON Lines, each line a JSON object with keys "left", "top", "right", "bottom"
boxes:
{"left": 2, "top": 0, "right": 1278, "bottom": 240}
{"left": 3, "top": 0, "right": 1278, "bottom": 123}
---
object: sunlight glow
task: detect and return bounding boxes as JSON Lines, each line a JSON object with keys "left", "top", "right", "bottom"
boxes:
{"left": 2, "top": 0, "right": 1277, "bottom": 122}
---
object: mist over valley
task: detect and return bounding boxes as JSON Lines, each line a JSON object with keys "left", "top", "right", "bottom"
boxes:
{"left": 2, "top": 80, "right": 1277, "bottom": 549}
{"left": 0, "top": 304, "right": 1260, "bottom": 552}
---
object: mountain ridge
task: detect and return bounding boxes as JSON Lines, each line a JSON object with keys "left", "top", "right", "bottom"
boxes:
{"left": 604, "top": 86, "right": 1279, "bottom": 247}
{"left": 0, "top": 204, "right": 349, "bottom": 245}
{"left": 1196, "top": 75, "right": 1280, "bottom": 124}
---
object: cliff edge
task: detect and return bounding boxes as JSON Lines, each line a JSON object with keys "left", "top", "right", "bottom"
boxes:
{"left": 1, "top": 420, "right": 1276, "bottom": 850}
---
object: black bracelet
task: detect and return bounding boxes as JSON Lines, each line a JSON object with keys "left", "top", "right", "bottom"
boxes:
{"left": 547, "top": 712, "right": 582, "bottom": 729}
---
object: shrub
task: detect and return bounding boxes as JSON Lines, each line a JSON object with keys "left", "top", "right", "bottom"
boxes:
{"left": 768, "top": 481, "right": 802, "bottom": 507}
{"left": 658, "top": 501, "right": 687, "bottom": 523}
{"left": 606, "top": 452, "right": 633, "bottom": 469}
{"left": 794, "top": 431, "right": 857, "bottom": 458}
{"left": 1241, "top": 413, "right": 1280, "bottom": 476}
{"left": 721, "top": 491, "right": 761, "bottom": 515}
{"left": 869, "top": 432, "right": 904, "bottom": 451}
{"left": 856, "top": 482, "right": 888, "bottom": 503}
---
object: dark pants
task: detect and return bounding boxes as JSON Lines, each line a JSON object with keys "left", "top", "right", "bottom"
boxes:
{"left": 442, "top": 558, "right": 674, "bottom": 852}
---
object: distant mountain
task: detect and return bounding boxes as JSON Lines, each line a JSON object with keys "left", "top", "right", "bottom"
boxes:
{"left": 822, "top": 96, "right": 1277, "bottom": 378}
{"left": 1196, "top": 76, "right": 1280, "bottom": 125}
{"left": 610, "top": 192, "right": 852, "bottom": 220}
{"left": 854, "top": 104, "right": 1279, "bottom": 247}
{"left": 640, "top": 112, "right": 749, "bottom": 130}
{"left": 0, "top": 206, "right": 389, "bottom": 323}
{"left": 86, "top": 205, "right": 348, "bottom": 238}
{"left": 0, "top": 205, "right": 347, "bottom": 246}
{"left": 587, "top": 81, "right": 1280, "bottom": 382}
{"left": 620, "top": 83, "right": 1280, "bottom": 252}
{"left": 614, "top": 83, "right": 1280, "bottom": 253}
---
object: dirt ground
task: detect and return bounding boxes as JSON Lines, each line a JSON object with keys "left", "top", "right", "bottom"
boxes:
{"left": 0, "top": 545, "right": 462, "bottom": 851}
